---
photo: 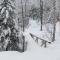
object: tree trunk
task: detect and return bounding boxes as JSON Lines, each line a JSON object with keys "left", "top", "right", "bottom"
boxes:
{"left": 52, "top": 23, "right": 56, "bottom": 42}
{"left": 40, "top": 0, "right": 43, "bottom": 31}
{"left": 52, "top": 0, "right": 56, "bottom": 42}
{"left": 21, "top": 0, "right": 25, "bottom": 52}
{"left": 22, "top": 35, "right": 25, "bottom": 52}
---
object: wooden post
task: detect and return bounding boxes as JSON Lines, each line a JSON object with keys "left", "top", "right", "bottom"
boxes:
{"left": 36, "top": 37, "right": 38, "bottom": 43}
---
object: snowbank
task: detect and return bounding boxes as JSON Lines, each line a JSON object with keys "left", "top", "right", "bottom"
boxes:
{"left": 23, "top": 31, "right": 39, "bottom": 51}
{"left": 0, "top": 48, "right": 60, "bottom": 60}
{"left": 0, "top": 19, "right": 60, "bottom": 60}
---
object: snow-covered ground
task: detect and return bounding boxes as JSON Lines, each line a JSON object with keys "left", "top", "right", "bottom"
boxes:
{"left": 0, "top": 47, "right": 60, "bottom": 60}
{"left": 27, "top": 18, "right": 52, "bottom": 42}
{"left": 0, "top": 18, "right": 60, "bottom": 60}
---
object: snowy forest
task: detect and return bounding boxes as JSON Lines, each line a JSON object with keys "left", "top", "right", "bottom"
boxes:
{"left": 0, "top": 0, "right": 60, "bottom": 60}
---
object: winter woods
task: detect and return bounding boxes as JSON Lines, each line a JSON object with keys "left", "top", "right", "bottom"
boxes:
{"left": 0, "top": 0, "right": 60, "bottom": 52}
{"left": 0, "top": 0, "right": 23, "bottom": 52}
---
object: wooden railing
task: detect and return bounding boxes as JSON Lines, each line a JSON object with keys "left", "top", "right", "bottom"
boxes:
{"left": 30, "top": 33, "right": 51, "bottom": 48}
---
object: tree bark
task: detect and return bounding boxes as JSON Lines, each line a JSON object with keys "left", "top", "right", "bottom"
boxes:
{"left": 21, "top": 0, "right": 25, "bottom": 52}
{"left": 40, "top": 0, "right": 43, "bottom": 31}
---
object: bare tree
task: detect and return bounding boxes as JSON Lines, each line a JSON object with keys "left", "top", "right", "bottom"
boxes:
{"left": 40, "top": 0, "right": 43, "bottom": 31}
{"left": 52, "top": 0, "right": 56, "bottom": 42}
{"left": 20, "top": 0, "right": 25, "bottom": 52}
{"left": 20, "top": 0, "right": 29, "bottom": 52}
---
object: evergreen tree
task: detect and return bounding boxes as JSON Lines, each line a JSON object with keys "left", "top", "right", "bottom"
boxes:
{"left": 0, "top": 0, "right": 21, "bottom": 51}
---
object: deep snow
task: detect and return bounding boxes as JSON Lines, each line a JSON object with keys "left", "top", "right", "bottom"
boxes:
{"left": 0, "top": 18, "right": 60, "bottom": 60}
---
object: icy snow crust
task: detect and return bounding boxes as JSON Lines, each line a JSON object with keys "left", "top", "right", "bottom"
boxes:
{"left": 0, "top": 18, "right": 60, "bottom": 60}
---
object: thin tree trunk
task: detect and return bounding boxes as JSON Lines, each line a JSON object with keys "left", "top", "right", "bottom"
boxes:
{"left": 52, "top": 0, "right": 56, "bottom": 42}
{"left": 52, "top": 23, "right": 56, "bottom": 42}
{"left": 40, "top": 0, "right": 43, "bottom": 31}
{"left": 25, "top": 0, "right": 28, "bottom": 17}
{"left": 21, "top": 0, "right": 25, "bottom": 52}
